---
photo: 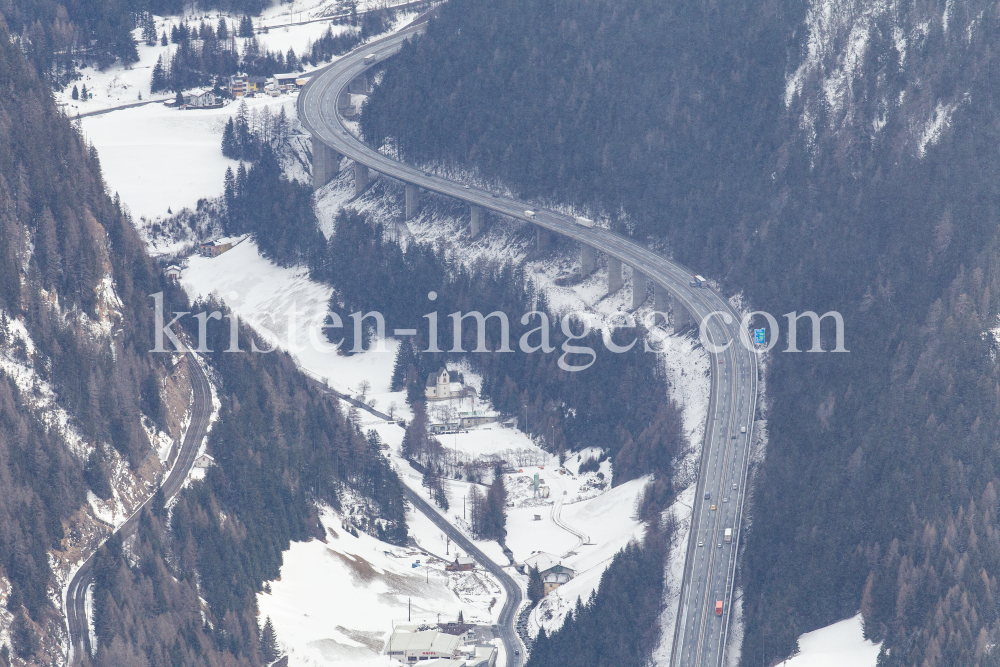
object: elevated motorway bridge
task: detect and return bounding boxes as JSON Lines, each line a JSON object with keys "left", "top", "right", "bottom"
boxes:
{"left": 297, "top": 19, "right": 759, "bottom": 666}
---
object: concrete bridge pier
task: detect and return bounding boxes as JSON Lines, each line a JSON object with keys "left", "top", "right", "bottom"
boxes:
{"left": 348, "top": 74, "right": 369, "bottom": 94}
{"left": 405, "top": 184, "right": 420, "bottom": 219}
{"left": 536, "top": 226, "right": 553, "bottom": 251}
{"left": 312, "top": 141, "right": 341, "bottom": 192}
{"left": 580, "top": 244, "right": 596, "bottom": 277}
{"left": 471, "top": 205, "right": 484, "bottom": 237}
{"left": 608, "top": 256, "right": 623, "bottom": 294}
{"left": 338, "top": 91, "right": 352, "bottom": 115}
{"left": 632, "top": 269, "right": 648, "bottom": 310}
{"left": 654, "top": 283, "right": 669, "bottom": 314}
{"left": 354, "top": 162, "right": 369, "bottom": 197}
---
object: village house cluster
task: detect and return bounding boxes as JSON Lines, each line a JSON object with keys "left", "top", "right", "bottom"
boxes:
{"left": 168, "top": 73, "right": 306, "bottom": 110}
{"left": 227, "top": 72, "right": 305, "bottom": 98}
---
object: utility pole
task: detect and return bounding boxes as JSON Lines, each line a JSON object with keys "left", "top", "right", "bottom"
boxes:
{"left": 408, "top": 598, "right": 411, "bottom": 621}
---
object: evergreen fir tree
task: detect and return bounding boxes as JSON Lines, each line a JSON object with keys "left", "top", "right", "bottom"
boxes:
{"left": 433, "top": 481, "right": 449, "bottom": 511}
{"left": 528, "top": 565, "right": 544, "bottom": 604}
{"left": 150, "top": 56, "right": 166, "bottom": 92}
{"left": 80, "top": 83, "right": 87, "bottom": 100}
{"left": 260, "top": 617, "right": 279, "bottom": 662}
{"left": 484, "top": 463, "right": 507, "bottom": 541}
{"left": 142, "top": 13, "right": 157, "bottom": 46}
{"left": 390, "top": 339, "right": 416, "bottom": 391}
{"left": 151, "top": 486, "right": 166, "bottom": 518}
{"left": 223, "top": 166, "right": 236, "bottom": 215}
{"left": 401, "top": 401, "right": 427, "bottom": 459}
{"left": 217, "top": 17, "right": 229, "bottom": 42}
{"left": 221, "top": 117, "right": 237, "bottom": 158}
{"left": 235, "top": 161, "right": 248, "bottom": 198}
{"left": 175, "top": 90, "right": 184, "bottom": 106}
{"left": 239, "top": 15, "right": 255, "bottom": 38}
{"left": 160, "top": 30, "right": 168, "bottom": 47}
{"left": 170, "top": 24, "right": 180, "bottom": 43}
{"left": 286, "top": 47, "right": 299, "bottom": 71}
{"left": 457, "top": 610, "right": 464, "bottom": 624}
{"left": 71, "top": 84, "right": 79, "bottom": 100}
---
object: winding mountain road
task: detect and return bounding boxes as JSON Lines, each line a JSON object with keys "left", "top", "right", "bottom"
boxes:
{"left": 298, "top": 19, "right": 759, "bottom": 667}
{"left": 65, "top": 353, "right": 212, "bottom": 664}
{"left": 402, "top": 486, "right": 525, "bottom": 667}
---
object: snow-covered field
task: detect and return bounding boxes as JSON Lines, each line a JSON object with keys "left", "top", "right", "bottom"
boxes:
{"left": 180, "top": 238, "right": 400, "bottom": 399}
{"left": 776, "top": 615, "right": 880, "bottom": 667}
{"left": 80, "top": 95, "right": 301, "bottom": 222}
{"left": 258, "top": 505, "right": 504, "bottom": 667}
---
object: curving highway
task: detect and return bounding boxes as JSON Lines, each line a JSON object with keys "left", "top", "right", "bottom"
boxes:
{"left": 66, "top": 353, "right": 212, "bottom": 664}
{"left": 298, "top": 20, "right": 759, "bottom": 667}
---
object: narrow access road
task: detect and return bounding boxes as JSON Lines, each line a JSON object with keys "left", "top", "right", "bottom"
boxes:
{"left": 70, "top": 96, "right": 173, "bottom": 118}
{"left": 550, "top": 493, "right": 588, "bottom": 558}
{"left": 66, "top": 353, "right": 212, "bottom": 663}
{"left": 402, "top": 486, "right": 524, "bottom": 667}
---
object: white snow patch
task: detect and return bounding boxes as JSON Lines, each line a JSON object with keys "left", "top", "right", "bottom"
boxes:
{"left": 776, "top": 615, "right": 880, "bottom": 667}
{"left": 258, "top": 505, "right": 501, "bottom": 667}
{"left": 916, "top": 100, "right": 957, "bottom": 157}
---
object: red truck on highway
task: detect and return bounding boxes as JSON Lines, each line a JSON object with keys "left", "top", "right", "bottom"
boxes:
{"left": 716, "top": 601, "right": 723, "bottom": 615}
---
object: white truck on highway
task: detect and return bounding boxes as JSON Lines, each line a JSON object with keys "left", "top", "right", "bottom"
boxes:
{"left": 524, "top": 210, "right": 536, "bottom": 218}
{"left": 689, "top": 275, "right": 706, "bottom": 287}
{"left": 724, "top": 528, "right": 732, "bottom": 543}
{"left": 574, "top": 216, "right": 594, "bottom": 227}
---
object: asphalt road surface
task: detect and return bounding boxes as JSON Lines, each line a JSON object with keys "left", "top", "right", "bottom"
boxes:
{"left": 298, "top": 19, "right": 759, "bottom": 666}
{"left": 66, "top": 354, "right": 212, "bottom": 664}
{"left": 402, "top": 486, "right": 524, "bottom": 667}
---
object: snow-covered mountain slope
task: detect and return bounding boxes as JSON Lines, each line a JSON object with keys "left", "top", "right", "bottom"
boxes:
{"left": 785, "top": 0, "right": 979, "bottom": 158}
{"left": 259, "top": 504, "right": 505, "bottom": 667}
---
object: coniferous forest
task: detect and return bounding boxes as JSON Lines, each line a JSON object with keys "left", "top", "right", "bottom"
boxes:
{"left": 248, "top": 205, "right": 684, "bottom": 493}
{"left": 0, "top": 8, "right": 408, "bottom": 664}
{"left": 0, "top": 16, "right": 170, "bottom": 635}
{"left": 361, "top": 0, "right": 1000, "bottom": 664}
